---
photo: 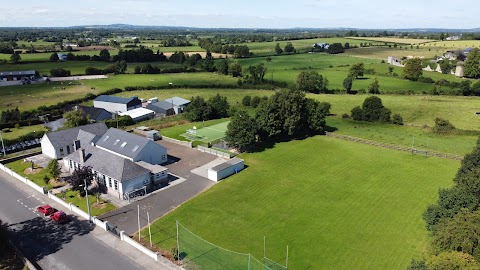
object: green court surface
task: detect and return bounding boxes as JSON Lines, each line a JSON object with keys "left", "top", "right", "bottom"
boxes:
{"left": 181, "top": 121, "right": 230, "bottom": 142}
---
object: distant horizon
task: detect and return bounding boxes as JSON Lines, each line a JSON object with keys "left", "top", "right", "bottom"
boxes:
{"left": 2, "top": 0, "right": 479, "bottom": 29}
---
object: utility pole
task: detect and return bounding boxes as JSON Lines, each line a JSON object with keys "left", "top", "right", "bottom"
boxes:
{"left": 0, "top": 130, "right": 6, "bottom": 157}
{"left": 137, "top": 205, "right": 141, "bottom": 241}
{"left": 84, "top": 177, "right": 91, "bottom": 223}
{"left": 147, "top": 212, "right": 152, "bottom": 247}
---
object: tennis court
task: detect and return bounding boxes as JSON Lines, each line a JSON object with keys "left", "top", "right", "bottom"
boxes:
{"left": 181, "top": 121, "right": 230, "bottom": 143}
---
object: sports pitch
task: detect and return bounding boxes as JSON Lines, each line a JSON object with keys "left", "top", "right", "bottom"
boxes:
{"left": 180, "top": 121, "right": 230, "bottom": 143}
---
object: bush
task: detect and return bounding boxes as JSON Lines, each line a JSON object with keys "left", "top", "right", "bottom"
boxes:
{"left": 341, "top": 113, "right": 350, "bottom": 119}
{"left": 392, "top": 114, "right": 404, "bottom": 125}
{"left": 242, "top": 95, "right": 251, "bottom": 106}
{"left": 50, "top": 68, "right": 71, "bottom": 77}
{"left": 85, "top": 67, "right": 103, "bottom": 75}
{"left": 250, "top": 96, "right": 261, "bottom": 108}
{"left": 351, "top": 106, "right": 363, "bottom": 121}
{"left": 433, "top": 118, "right": 456, "bottom": 134}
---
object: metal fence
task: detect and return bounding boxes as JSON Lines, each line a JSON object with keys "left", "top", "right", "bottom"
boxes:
{"left": 196, "top": 145, "right": 232, "bottom": 159}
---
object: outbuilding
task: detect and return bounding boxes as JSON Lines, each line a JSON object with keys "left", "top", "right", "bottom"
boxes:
{"left": 0, "top": 70, "right": 36, "bottom": 82}
{"left": 93, "top": 95, "right": 142, "bottom": 113}
{"left": 119, "top": 108, "right": 155, "bottom": 122}
{"left": 207, "top": 158, "right": 244, "bottom": 182}
{"left": 146, "top": 100, "right": 175, "bottom": 116}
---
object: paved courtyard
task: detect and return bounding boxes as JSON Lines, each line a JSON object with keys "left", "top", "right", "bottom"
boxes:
{"left": 99, "top": 140, "right": 225, "bottom": 235}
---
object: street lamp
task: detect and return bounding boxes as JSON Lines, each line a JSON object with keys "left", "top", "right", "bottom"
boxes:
{"left": 0, "top": 130, "right": 6, "bottom": 157}
{"left": 80, "top": 178, "right": 92, "bottom": 223}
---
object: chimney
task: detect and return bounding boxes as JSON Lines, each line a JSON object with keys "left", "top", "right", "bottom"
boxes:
{"left": 74, "top": 140, "right": 81, "bottom": 151}
{"left": 79, "top": 148, "right": 85, "bottom": 165}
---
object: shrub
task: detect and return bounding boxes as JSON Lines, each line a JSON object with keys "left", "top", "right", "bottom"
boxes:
{"left": 242, "top": 95, "right": 251, "bottom": 106}
{"left": 351, "top": 106, "right": 363, "bottom": 121}
{"left": 250, "top": 96, "right": 261, "bottom": 108}
{"left": 433, "top": 118, "right": 456, "bottom": 134}
{"left": 50, "top": 68, "right": 71, "bottom": 77}
{"left": 341, "top": 113, "right": 350, "bottom": 119}
{"left": 392, "top": 114, "right": 404, "bottom": 125}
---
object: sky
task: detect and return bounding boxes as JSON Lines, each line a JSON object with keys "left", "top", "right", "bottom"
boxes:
{"left": 1, "top": 0, "right": 478, "bottom": 29}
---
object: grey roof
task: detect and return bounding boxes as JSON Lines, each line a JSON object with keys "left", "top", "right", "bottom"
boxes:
{"left": 146, "top": 100, "right": 175, "bottom": 111}
{"left": 164, "top": 97, "right": 190, "bottom": 106}
{"left": 136, "top": 161, "right": 167, "bottom": 174}
{"left": 65, "top": 105, "right": 112, "bottom": 121}
{"left": 0, "top": 70, "right": 36, "bottom": 76}
{"left": 94, "top": 95, "right": 141, "bottom": 106}
{"left": 96, "top": 128, "right": 165, "bottom": 159}
{"left": 45, "top": 123, "right": 109, "bottom": 148}
{"left": 65, "top": 145, "right": 150, "bottom": 182}
{"left": 210, "top": 158, "right": 243, "bottom": 172}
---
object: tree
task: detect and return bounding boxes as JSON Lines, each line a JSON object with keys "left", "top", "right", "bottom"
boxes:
{"left": 230, "top": 62, "right": 242, "bottom": 77}
{"left": 63, "top": 109, "right": 88, "bottom": 128}
{"left": 349, "top": 63, "right": 365, "bottom": 78}
{"left": 208, "top": 94, "right": 230, "bottom": 119}
{"left": 472, "top": 81, "right": 480, "bottom": 96}
{"left": 50, "top": 68, "right": 71, "bottom": 77}
{"left": 49, "top": 53, "right": 59, "bottom": 62}
{"left": 65, "top": 167, "right": 94, "bottom": 196}
{"left": 362, "top": 96, "right": 384, "bottom": 122}
{"left": 250, "top": 96, "right": 261, "bottom": 108}
{"left": 343, "top": 77, "right": 353, "bottom": 92}
{"left": 114, "top": 60, "right": 127, "bottom": 74}
{"left": 351, "top": 106, "right": 363, "bottom": 121}
{"left": 99, "top": 49, "right": 110, "bottom": 61}
{"left": 10, "top": 53, "right": 21, "bottom": 64}
{"left": 242, "top": 95, "right": 251, "bottom": 106}
{"left": 246, "top": 63, "right": 267, "bottom": 84}
{"left": 218, "top": 59, "right": 229, "bottom": 75}
{"left": 426, "top": 251, "right": 479, "bottom": 270}
{"left": 184, "top": 96, "right": 211, "bottom": 121}
{"left": 284, "top": 42, "right": 295, "bottom": 53}
{"left": 407, "top": 259, "right": 429, "bottom": 270}
{"left": 404, "top": 58, "right": 423, "bottom": 81}
{"left": 464, "top": 48, "right": 480, "bottom": 79}
{"left": 234, "top": 45, "right": 251, "bottom": 58}
{"left": 134, "top": 65, "right": 141, "bottom": 74}
{"left": 438, "top": 60, "right": 453, "bottom": 74}
{"left": 296, "top": 71, "right": 326, "bottom": 93}
{"left": 368, "top": 78, "right": 380, "bottom": 94}
{"left": 305, "top": 99, "right": 329, "bottom": 134}
{"left": 46, "top": 159, "right": 61, "bottom": 181}
{"left": 274, "top": 43, "right": 283, "bottom": 54}
{"left": 327, "top": 43, "right": 344, "bottom": 54}
{"left": 225, "top": 110, "right": 258, "bottom": 151}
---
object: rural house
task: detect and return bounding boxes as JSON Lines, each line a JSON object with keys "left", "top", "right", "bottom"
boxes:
{"left": 40, "top": 122, "right": 109, "bottom": 159}
{"left": 65, "top": 105, "right": 113, "bottom": 122}
{"left": 93, "top": 95, "right": 142, "bottom": 113}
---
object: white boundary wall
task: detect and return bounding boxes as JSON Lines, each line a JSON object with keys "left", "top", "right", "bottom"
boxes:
{"left": 0, "top": 162, "right": 176, "bottom": 267}
{"left": 162, "top": 136, "right": 192, "bottom": 148}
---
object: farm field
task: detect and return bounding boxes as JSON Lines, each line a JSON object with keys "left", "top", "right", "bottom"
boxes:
{"left": 346, "top": 37, "right": 436, "bottom": 44}
{"left": 0, "top": 49, "right": 119, "bottom": 63}
{"left": 122, "top": 44, "right": 204, "bottom": 52}
{"left": 0, "top": 125, "right": 47, "bottom": 140}
{"left": 0, "top": 82, "right": 100, "bottom": 112}
{"left": 143, "top": 136, "right": 459, "bottom": 270}
{"left": 310, "top": 94, "right": 480, "bottom": 131}
{"left": 237, "top": 53, "right": 460, "bottom": 93}
{"left": 326, "top": 117, "right": 478, "bottom": 155}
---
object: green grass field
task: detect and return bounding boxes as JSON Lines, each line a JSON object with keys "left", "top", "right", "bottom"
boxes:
{"left": 61, "top": 189, "right": 116, "bottom": 217}
{"left": 309, "top": 94, "right": 480, "bottom": 131}
{"left": 236, "top": 53, "right": 461, "bottom": 93}
{"left": 6, "top": 160, "right": 52, "bottom": 189}
{"left": 346, "top": 37, "right": 436, "bottom": 44}
{"left": 0, "top": 82, "right": 100, "bottom": 112}
{"left": 142, "top": 136, "right": 459, "bottom": 270}
{"left": 327, "top": 117, "right": 477, "bottom": 155}
{"left": 0, "top": 125, "right": 47, "bottom": 140}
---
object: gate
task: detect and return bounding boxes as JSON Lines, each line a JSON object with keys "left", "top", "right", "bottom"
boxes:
{"left": 106, "top": 222, "right": 121, "bottom": 238}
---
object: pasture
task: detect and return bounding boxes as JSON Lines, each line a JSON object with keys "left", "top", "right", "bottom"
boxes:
{"left": 0, "top": 82, "right": 100, "bottom": 112}
{"left": 311, "top": 94, "right": 480, "bottom": 131}
{"left": 142, "top": 136, "right": 459, "bottom": 270}
{"left": 346, "top": 37, "right": 436, "bottom": 44}
{"left": 237, "top": 53, "right": 461, "bottom": 93}
{"left": 0, "top": 49, "right": 119, "bottom": 63}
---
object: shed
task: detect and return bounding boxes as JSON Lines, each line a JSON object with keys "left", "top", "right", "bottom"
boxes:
{"left": 119, "top": 108, "right": 155, "bottom": 122}
{"left": 146, "top": 130, "right": 161, "bottom": 141}
{"left": 207, "top": 158, "right": 244, "bottom": 182}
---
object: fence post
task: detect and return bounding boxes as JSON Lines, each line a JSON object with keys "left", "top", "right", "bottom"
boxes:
{"left": 176, "top": 221, "right": 180, "bottom": 264}
{"left": 248, "top": 254, "right": 251, "bottom": 270}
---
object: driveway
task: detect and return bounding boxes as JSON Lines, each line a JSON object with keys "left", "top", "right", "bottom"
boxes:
{"left": 99, "top": 140, "right": 223, "bottom": 235}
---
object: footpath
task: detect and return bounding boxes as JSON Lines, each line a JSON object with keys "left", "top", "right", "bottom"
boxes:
{"left": 0, "top": 168, "right": 181, "bottom": 270}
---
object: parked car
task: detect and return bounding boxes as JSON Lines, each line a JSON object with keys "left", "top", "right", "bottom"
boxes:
{"left": 37, "top": 205, "right": 56, "bottom": 215}
{"left": 50, "top": 211, "right": 68, "bottom": 223}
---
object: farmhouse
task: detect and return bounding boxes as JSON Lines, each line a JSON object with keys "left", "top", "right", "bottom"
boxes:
{"left": 0, "top": 70, "right": 36, "bottom": 82}
{"left": 146, "top": 100, "right": 175, "bottom": 116}
{"left": 163, "top": 97, "right": 190, "bottom": 114}
{"left": 93, "top": 95, "right": 142, "bottom": 113}
{"left": 118, "top": 108, "right": 155, "bottom": 122}
{"left": 40, "top": 122, "right": 109, "bottom": 159}
{"left": 65, "top": 105, "right": 113, "bottom": 122}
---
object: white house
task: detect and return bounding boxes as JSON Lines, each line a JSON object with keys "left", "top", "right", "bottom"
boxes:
{"left": 95, "top": 128, "right": 168, "bottom": 165}
{"left": 207, "top": 158, "right": 244, "bottom": 182}
{"left": 93, "top": 95, "right": 142, "bottom": 113}
{"left": 40, "top": 123, "right": 109, "bottom": 159}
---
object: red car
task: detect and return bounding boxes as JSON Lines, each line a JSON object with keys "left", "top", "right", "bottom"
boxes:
{"left": 37, "top": 205, "right": 56, "bottom": 216}
{"left": 50, "top": 211, "right": 68, "bottom": 223}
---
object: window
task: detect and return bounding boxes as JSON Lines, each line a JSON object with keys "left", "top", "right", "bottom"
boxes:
{"left": 121, "top": 142, "right": 127, "bottom": 148}
{"left": 162, "top": 154, "right": 166, "bottom": 160}
{"left": 59, "top": 147, "right": 64, "bottom": 156}
{"left": 69, "top": 160, "right": 73, "bottom": 169}
{"left": 103, "top": 136, "right": 110, "bottom": 142}
{"left": 114, "top": 180, "right": 118, "bottom": 190}
{"left": 108, "top": 177, "right": 112, "bottom": 188}
{"left": 132, "top": 145, "right": 139, "bottom": 152}
{"left": 143, "top": 178, "right": 150, "bottom": 184}
{"left": 66, "top": 145, "right": 70, "bottom": 154}
{"left": 113, "top": 139, "right": 120, "bottom": 145}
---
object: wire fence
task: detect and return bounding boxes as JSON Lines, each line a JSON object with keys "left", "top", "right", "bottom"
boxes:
{"left": 177, "top": 222, "right": 286, "bottom": 270}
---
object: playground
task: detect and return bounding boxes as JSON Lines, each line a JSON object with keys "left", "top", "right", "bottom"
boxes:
{"left": 181, "top": 121, "right": 230, "bottom": 143}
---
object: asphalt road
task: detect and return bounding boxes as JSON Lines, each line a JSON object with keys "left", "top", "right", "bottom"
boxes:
{"left": 0, "top": 174, "right": 146, "bottom": 270}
